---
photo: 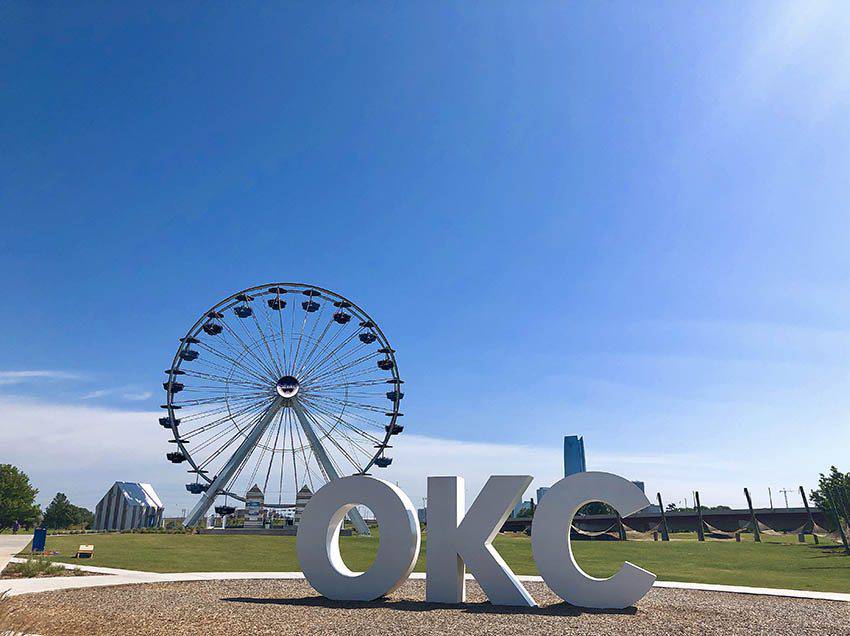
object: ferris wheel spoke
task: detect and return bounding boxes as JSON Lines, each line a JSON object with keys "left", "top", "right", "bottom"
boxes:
{"left": 303, "top": 393, "right": 389, "bottom": 415}
{"left": 297, "top": 396, "right": 385, "bottom": 447}
{"left": 292, "top": 399, "right": 371, "bottom": 534}
{"left": 219, "top": 318, "right": 281, "bottom": 381}
{"left": 222, "top": 318, "right": 277, "bottom": 381}
{"left": 313, "top": 387, "right": 387, "bottom": 400}
{"left": 306, "top": 377, "right": 390, "bottom": 391}
{"left": 187, "top": 355, "right": 270, "bottom": 390}
{"left": 224, "top": 308, "right": 276, "bottom": 376}
{"left": 261, "top": 288, "right": 289, "bottom": 370}
{"left": 300, "top": 405, "right": 365, "bottom": 474}
{"left": 260, "top": 302, "right": 287, "bottom": 377}
{"left": 292, "top": 413, "right": 317, "bottom": 492}
{"left": 289, "top": 298, "right": 314, "bottom": 376}
{"left": 301, "top": 341, "right": 370, "bottom": 384}
{"left": 184, "top": 396, "right": 285, "bottom": 526}
{"left": 303, "top": 351, "right": 381, "bottom": 387}
{"left": 197, "top": 328, "right": 274, "bottom": 381}
{"left": 304, "top": 348, "right": 379, "bottom": 383}
{"left": 293, "top": 300, "right": 330, "bottom": 376}
{"left": 262, "top": 412, "right": 284, "bottom": 497}
{"left": 287, "top": 411, "right": 299, "bottom": 494}
{"left": 180, "top": 369, "right": 268, "bottom": 391}
{"left": 173, "top": 391, "right": 272, "bottom": 408}
{"left": 262, "top": 411, "right": 285, "bottom": 493}
{"left": 245, "top": 419, "right": 278, "bottom": 490}
{"left": 177, "top": 397, "right": 268, "bottom": 424}
{"left": 181, "top": 398, "right": 272, "bottom": 439}
{"left": 298, "top": 328, "right": 363, "bottom": 381}
{"left": 192, "top": 424, "right": 242, "bottom": 460}
{"left": 322, "top": 365, "right": 388, "bottom": 386}
{"left": 192, "top": 405, "right": 272, "bottom": 458}
{"left": 295, "top": 312, "right": 339, "bottom": 379}
{"left": 301, "top": 401, "right": 386, "bottom": 433}
{"left": 296, "top": 317, "right": 350, "bottom": 377}
{"left": 179, "top": 385, "right": 269, "bottom": 396}
{"left": 249, "top": 310, "right": 285, "bottom": 378}
{"left": 195, "top": 339, "right": 275, "bottom": 385}
{"left": 241, "top": 306, "right": 284, "bottom": 379}
{"left": 191, "top": 400, "right": 274, "bottom": 459}
{"left": 302, "top": 405, "right": 380, "bottom": 454}
{"left": 303, "top": 343, "right": 373, "bottom": 382}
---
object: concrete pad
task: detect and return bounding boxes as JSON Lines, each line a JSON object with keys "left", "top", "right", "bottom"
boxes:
{"left": 0, "top": 535, "right": 32, "bottom": 573}
{"left": 2, "top": 567, "right": 848, "bottom": 602}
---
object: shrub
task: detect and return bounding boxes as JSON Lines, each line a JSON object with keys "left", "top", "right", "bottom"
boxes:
{"left": 4, "top": 558, "right": 66, "bottom": 578}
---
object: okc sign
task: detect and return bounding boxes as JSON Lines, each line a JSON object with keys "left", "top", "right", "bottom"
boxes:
{"left": 296, "top": 471, "right": 656, "bottom": 609}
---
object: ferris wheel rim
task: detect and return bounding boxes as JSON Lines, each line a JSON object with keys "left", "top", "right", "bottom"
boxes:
{"left": 163, "top": 282, "right": 403, "bottom": 508}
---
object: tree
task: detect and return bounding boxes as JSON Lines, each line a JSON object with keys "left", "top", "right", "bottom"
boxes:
{"left": 810, "top": 466, "right": 850, "bottom": 531}
{"left": 578, "top": 501, "right": 616, "bottom": 516}
{"left": 42, "top": 493, "right": 94, "bottom": 530}
{"left": 0, "top": 464, "right": 40, "bottom": 529}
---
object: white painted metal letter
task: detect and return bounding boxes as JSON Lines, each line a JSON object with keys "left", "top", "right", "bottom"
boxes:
{"left": 426, "top": 475, "right": 536, "bottom": 606}
{"left": 297, "top": 475, "right": 420, "bottom": 601}
{"left": 531, "top": 471, "right": 656, "bottom": 609}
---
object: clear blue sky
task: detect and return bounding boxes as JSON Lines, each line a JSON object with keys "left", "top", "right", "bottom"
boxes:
{"left": 2, "top": 2, "right": 848, "bottom": 513}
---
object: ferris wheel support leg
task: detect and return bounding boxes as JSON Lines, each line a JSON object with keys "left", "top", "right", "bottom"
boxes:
{"left": 183, "top": 397, "right": 286, "bottom": 528}
{"left": 292, "top": 400, "right": 372, "bottom": 536}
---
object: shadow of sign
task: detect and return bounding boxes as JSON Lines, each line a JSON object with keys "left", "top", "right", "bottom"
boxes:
{"left": 221, "top": 595, "right": 639, "bottom": 617}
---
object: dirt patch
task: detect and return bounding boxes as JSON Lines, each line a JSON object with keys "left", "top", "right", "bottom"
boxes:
{"left": 3, "top": 579, "right": 849, "bottom": 636}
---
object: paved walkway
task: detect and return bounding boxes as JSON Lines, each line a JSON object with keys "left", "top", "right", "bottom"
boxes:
{"left": 0, "top": 535, "right": 32, "bottom": 574}
{"left": 2, "top": 558, "right": 848, "bottom": 602}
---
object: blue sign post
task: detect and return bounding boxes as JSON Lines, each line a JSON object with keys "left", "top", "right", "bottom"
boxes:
{"left": 32, "top": 527, "right": 47, "bottom": 553}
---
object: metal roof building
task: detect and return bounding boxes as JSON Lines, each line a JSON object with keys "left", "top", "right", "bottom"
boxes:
{"left": 93, "top": 481, "right": 164, "bottom": 531}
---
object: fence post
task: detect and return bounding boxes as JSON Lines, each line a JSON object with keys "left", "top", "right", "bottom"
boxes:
{"left": 616, "top": 512, "right": 627, "bottom": 541}
{"left": 799, "top": 486, "right": 818, "bottom": 545}
{"left": 694, "top": 491, "right": 705, "bottom": 542}
{"left": 656, "top": 492, "right": 670, "bottom": 541}
{"left": 744, "top": 487, "right": 761, "bottom": 543}
{"left": 825, "top": 488, "right": 850, "bottom": 556}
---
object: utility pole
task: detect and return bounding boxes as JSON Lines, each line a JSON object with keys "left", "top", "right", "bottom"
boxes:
{"left": 768, "top": 487, "right": 774, "bottom": 509}
{"left": 779, "top": 488, "right": 793, "bottom": 509}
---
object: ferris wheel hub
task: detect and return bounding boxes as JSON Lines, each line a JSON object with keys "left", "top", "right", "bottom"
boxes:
{"left": 275, "top": 375, "right": 301, "bottom": 399}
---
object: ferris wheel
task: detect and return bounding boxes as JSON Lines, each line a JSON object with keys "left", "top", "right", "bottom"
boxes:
{"left": 160, "top": 283, "right": 404, "bottom": 534}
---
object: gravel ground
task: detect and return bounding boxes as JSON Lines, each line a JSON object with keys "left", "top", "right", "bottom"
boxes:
{"left": 5, "top": 579, "right": 849, "bottom": 636}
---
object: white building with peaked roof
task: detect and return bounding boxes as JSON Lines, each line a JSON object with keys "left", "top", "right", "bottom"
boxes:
{"left": 93, "top": 482, "right": 164, "bottom": 531}
{"left": 294, "top": 485, "right": 313, "bottom": 526}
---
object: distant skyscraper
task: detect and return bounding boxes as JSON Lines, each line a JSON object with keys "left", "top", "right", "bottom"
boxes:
{"left": 512, "top": 499, "right": 533, "bottom": 518}
{"left": 564, "top": 435, "right": 587, "bottom": 476}
{"left": 536, "top": 487, "right": 550, "bottom": 504}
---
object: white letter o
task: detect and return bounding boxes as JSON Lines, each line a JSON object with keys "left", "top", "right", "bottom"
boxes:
{"left": 296, "top": 475, "right": 421, "bottom": 601}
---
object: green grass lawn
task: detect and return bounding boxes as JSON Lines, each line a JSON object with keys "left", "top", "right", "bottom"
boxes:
{"left": 21, "top": 531, "right": 850, "bottom": 593}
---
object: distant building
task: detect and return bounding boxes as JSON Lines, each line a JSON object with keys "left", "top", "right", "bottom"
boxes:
{"left": 536, "top": 487, "right": 550, "bottom": 504}
{"left": 512, "top": 499, "right": 533, "bottom": 518}
{"left": 417, "top": 507, "right": 427, "bottom": 524}
{"left": 631, "top": 480, "right": 645, "bottom": 494}
{"left": 564, "top": 435, "right": 587, "bottom": 476}
{"left": 245, "top": 484, "right": 265, "bottom": 528}
{"left": 294, "top": 485, "right": 313, "bottom": 525}
{"left": 93, "top": 482, "right": 164, "bottom": 531}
